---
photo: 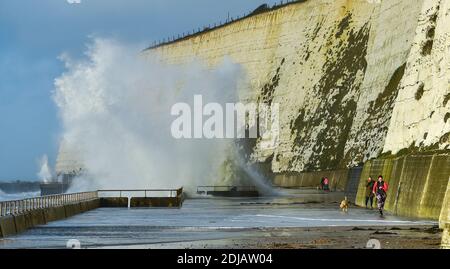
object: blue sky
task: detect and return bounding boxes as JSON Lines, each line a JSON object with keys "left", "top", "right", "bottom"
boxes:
{"left": 0, "top": 0, "right": 281, "bottom": 181}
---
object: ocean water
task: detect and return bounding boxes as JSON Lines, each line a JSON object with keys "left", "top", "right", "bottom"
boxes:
{"left": 0, "top": 190, "right": 40, "bottom": 202}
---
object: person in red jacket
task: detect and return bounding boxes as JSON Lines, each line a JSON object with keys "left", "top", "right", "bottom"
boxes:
{"left": 372, "top": 175, "right": 389, "bottom": 216}
{"left": 323, "top": 177, "right": 330, "bottom": 192}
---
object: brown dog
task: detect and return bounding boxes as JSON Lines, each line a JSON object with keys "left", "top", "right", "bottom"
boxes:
{"left": 340, "top": 196, "right": 349, "bottom": 213}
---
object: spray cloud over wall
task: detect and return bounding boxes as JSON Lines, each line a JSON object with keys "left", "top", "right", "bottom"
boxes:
{"left": 53, "top": 38, "right": 259, "bottom": 193}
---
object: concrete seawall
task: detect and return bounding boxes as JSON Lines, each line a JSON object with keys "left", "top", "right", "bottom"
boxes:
{"left": 0, "top": 199, "right": 100, "bottom": 238}
{"left": 0, "top": 189, "right": 185, "bottom": 239}
{"left": 99, "top": 197, "right": 129, "bottom": 207}
{"left": 273, "top": 153, "right": 450, "bottom": 221}
{"left": 273, "top": 169, "right": 349, "bottom": 191}
{"left": 440, "top": 181, "right": 450, "bottom": 248}
{"left": 130, "top": 197, "right": 183, "bottom": 208}
{"left": 355, "top": 154, "right": 450, "bottom": 220}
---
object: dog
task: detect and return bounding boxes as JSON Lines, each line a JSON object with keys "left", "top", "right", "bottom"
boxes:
{"left": 340, "top": 196, "right": 349, "bottom": 213}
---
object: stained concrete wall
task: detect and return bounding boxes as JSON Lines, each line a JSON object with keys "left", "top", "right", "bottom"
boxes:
{"left": 130, "top": 197, "right": 183, "bottom": 208}
{"left": 0, "top": 199, "right": 100, "bottom": 238}
{"left": 0, "top": 215, "right": 17, "bottom": 238}
{"left": 355, "top": 154, "right": 450, "bottom": 220}
{"left": 273, "top": 169, "right": 349, "bottom": 191}
{"left": 99, "top": 197, "right": 129, "bottom": 207}
{"left": 440, "top": 180, "right": 450, "bottom": 248}
{"left": 273, "top": 153, "right": 449, "bottom": 221}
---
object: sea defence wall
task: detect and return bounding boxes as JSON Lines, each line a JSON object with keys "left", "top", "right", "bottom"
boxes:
{"left": 440, "top": 182, "right": 450, "bottom": 248}
{"left": 354, "top": 154, "right": 450, "bottom": 220}
{"left": 0, "top": 188, "right": 185, "bottom": 238}
{"left": 0, "top": 199, "right": 100, "bottom": 238}
{"left": 273, "top": 169, "right": 349, "bottom": 191}
{"left": 273, "top": 152, "right": 450, "bottom": 221}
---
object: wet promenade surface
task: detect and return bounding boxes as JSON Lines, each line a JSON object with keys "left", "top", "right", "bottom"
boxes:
{"left": 0, "top": 189, "right": 440, "bottom": 249}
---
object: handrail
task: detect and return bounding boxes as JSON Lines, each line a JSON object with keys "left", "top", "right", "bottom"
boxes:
{"left": 98, "top": 189, "right": 180, "bottom": 192}
{"left": 0, "top": 191, "right": 98, "bottom": 217}
{"left": 98, "top": 188, "right": 183, "bottom": 199}
{"left": 197, "top": 186, "right": 257, "bottom": 192}
{"left": 0, "top": 188, "right": 185, "bottom": 217}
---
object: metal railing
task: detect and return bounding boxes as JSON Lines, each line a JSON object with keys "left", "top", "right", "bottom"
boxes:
{"left": 0, "top": 188, "right": 185, "bottom": 217}
{"left": 98, "top": 188, "right": 183, "bottom": 198}
{"left": 197, "top": 186, "right": 257, "bottom": 193}
{"left": 145, "top": 0, "right": 303, "bottom": 50}
{"left": 0, "top": 191, "right": 98, "bottom": 217}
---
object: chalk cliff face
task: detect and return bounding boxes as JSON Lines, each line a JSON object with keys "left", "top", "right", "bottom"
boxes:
{"left": 144, "top": 0, "right": 450, "bottom": 174}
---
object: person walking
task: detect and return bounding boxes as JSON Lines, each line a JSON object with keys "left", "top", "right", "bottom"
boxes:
{"left": 320, "top": 177, "right": 325, "bottom": 190}
{"left": 373, "top": 175, "right": 388, "bottom": 216}
{"left": 365, "top": 176, "right": 375, "bottom": 209}
{"left": 323, "top": 177, "right": 330, "bottom": 192}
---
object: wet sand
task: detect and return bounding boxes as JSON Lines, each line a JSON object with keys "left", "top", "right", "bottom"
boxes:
{"left": 103, "top": 223, "right": 442, "bottom": 249}
{"left": 149, "top": 226, "right": 441, "bottom": 249}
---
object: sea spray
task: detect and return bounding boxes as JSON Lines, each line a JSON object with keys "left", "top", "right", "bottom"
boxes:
{"left": 0, "top": 190, "right": 40, "bottom": 202}
{"left": 37, "top": 154, "right": 52, "bottom": 183}
{"left": 54, "top": 38, "right": 278, "bottom": 195}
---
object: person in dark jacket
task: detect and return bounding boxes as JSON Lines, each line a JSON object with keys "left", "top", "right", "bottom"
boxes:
{"left": 365, "top": 176, "right": 375, "bottom": 209}
{"left": 373, "top": 175, "right": 389, "bottom": 216}
{"left": 320, "top": 177, "right": 325, "bottom": 190}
